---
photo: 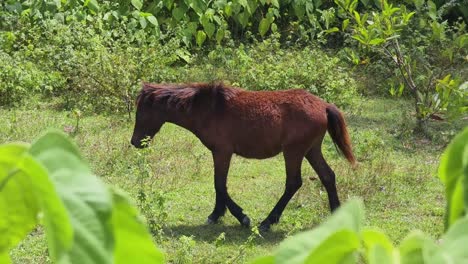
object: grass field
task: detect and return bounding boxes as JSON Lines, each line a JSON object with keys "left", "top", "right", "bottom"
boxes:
{"left": 2, "top": 97, "right": 465, "bottom": 263}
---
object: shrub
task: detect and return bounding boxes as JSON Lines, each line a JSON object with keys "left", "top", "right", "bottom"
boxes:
{"left": 0, "top": 50, "right": 65, "bottom": 107}
{"left": 2, "top": 17, "right": 186, "bottom": 113}
{"left": 188, "top": 35, "right": 359, "bottom": 106}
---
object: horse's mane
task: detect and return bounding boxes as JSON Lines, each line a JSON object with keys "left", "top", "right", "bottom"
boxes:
{"left": 137, "top": 82, "right": 239, "bottom": 112}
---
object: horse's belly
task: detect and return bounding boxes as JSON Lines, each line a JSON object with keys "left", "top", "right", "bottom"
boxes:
{"left": 233, "top": 138, "right": 282, "bottom": 159}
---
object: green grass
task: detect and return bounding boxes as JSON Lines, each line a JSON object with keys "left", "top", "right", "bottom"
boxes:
{"left": 1, "top": 98, "right": 465, "bottom": 263}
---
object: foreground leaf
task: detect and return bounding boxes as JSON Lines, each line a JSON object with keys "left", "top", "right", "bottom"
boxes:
{"left": 29, "top": 132, "right": 114, "bottom": 264}
{"left": 438, "top": 127, "right": 468, "bottom": 228}
{"left": 0, "top": 144, "right": 38, "bottom": 260}
{"left": 112, "top": 189, "right": 164, "bottom": 264}
{"left": 274, "top": 199, "right": 364, "bottom": 264}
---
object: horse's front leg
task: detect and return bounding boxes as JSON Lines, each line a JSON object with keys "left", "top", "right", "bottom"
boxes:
{"left": 206, "top": 151, "right": 250, "bottom": 227}
{"left": 259, "top": 150, "right": 303, "bottom": 231}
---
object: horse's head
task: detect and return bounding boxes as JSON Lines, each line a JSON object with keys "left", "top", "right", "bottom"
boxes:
{"left": 130, "top": 94, "right": 166, "bottom": 149}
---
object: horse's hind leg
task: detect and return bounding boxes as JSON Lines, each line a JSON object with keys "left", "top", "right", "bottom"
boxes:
{"left": 305, "top": 147, "right": 340, "bottom": 211}
{"left": 259, "top": 150, "right": 303, "bottom": 231}
{"left": 207, "top": 151, "right": 250, "bottom": 227}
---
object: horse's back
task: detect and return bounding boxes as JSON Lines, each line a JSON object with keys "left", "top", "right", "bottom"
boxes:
{"left": 220, "top": 88, "right": 329, "bottom": 158}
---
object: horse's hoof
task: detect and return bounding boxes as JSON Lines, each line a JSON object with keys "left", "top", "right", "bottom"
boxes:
{"left": 241, "top": 216, "right": 251, "bottom": 227}
{"left": 258, "top": 221, "right": 271, "bottom": 232}
{"left": 206, "top": 216, "right": 217, "bottom": 225}
{"left": 258, "top": 224, "right": 270, "bottom": 232}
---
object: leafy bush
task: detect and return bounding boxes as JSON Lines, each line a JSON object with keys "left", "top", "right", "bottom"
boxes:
{"left": 1, "top": 17, "right": 185, "bottom": 113}
{"left": 0, "top": 131, "right": 163, "bottom": 263}
{"left": 334, "top": 0, "right": 468, "bottom": 131}
{"left": 1, "top": 15, "right": 358, "bottom": 112}
{"left": 0, "top": 50, "right": 65, "bottom": 107}
{"left": 188, "top": 35, "right": 359, "bottom": 106}
{"left": 251, "top": 127, "right": 468, "bottom": 264}
{"left": 1, "top": 0, "right": 352, "bottom": 47}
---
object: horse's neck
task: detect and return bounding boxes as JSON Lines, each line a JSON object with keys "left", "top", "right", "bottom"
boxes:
{"left": 166, "top": 110, "right": 204, "bottom": 135}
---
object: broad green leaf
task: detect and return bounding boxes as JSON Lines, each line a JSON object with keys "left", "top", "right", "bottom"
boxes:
{"left": 425, "top": 218, "right": 468, "bottom": 263}
{"left": 361, "top": 228, "right": 395, "bottom": 264}
{"left": 438, "top": 127, "right": 468, "bottom": 229}
{"left": 369, "top": 38, "right": 385, "bottom": 45}
{"left": 131, "top": 0, "right": 143, "bottom": 10}
{"left": 442, "top": 217, "right": 468, "bottom": 244}
{"left": 147, "top": 15, "right": 158, "bottom": 26}
{"left": 275, "top": 199, "right": 364, "bottom": 264}
{"left": 224, "top": 3, "right": 232, "bottom": 17}
{"left": 354, "top": 10, "right": 361, "bottom": 25}
{"left": 189, "top": 0, "right": 206, "bottom": 15}
{"left": 0, "top": 252, "right": 11, "bottom": 264}
{"left": 342, "top": 18, "right": 350, "bottom": 31}
{"left": 18, "top": 155, "right": 72, "bottom": 263}
{"left": 30, "top": 131, "right": 114, "bottom": 264}
{"left": 270, "top": 0, "right": 279, "bottom": 8}
{"left": 399, "top": 231, "right": 428, "bottom": 264}
{"left": 427, "top": 0, "right": 437, "bottom": 20}
{"left": 324, "top": 27, "right": 340, "bottom": 34}
{"left": 216, "top": 28, "right": 225, "bottom": 44}
{"left": 0, "top": 144, "right": 38, "bottom": 260}
{"left": 203, "top": 22, "right": 216, "bottom": 38}
{"left": 351, "top": 35, "right": 366, "bottom": 44}
{"left": 259, "top": 18, "right": 271, "bottom": 36}
{"left": 29, "top": 132, "right": 81, "bottom": 160}
{"left": 84, "top": 0, "right": 100, "bottom": 12}
{"left": 172, "top": 7, "right": 186, "bottom": 21}
{"left": 196, "top": 30, "right": 207, "bottom": 47}
{"left": 293, "top": 1, "right": 305, "bottom": 19}
{"left": 139, "top": 17, "right": 147, "bottom": 29}
{"left": 237, "top": 11, "right": 250, "bottom": 28}
{"left": 413, "top": 0, "right": 424, "bottom": 10}
{"left": 304, "top": 229, "right": 360, "bottom": 263}
{"left": 112, "top": 189, "right": 164, "bottom": 264}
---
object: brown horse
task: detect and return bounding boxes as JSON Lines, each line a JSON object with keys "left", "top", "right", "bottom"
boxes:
{"left": 131, "top": 82, "right": 356, "bottom": 231}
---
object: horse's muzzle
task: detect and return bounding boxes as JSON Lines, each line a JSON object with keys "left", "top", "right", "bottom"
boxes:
{"left": 130, "top": 139, "right": 147, "bottom": 149}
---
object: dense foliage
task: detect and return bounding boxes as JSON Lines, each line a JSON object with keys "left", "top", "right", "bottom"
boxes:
{"left": 1, "top": 1, "right": 467, "bottom": 126}
{"left": 0, "top": 131, "right": 163, "bottom": 263}
{"left": 2, "top": 127, "right": 466, "bottom": 263}
{"left": 250, "top": 127, "right": 468, "bottom": 264}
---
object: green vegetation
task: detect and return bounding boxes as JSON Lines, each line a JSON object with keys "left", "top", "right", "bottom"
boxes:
{"left": 1, "top": 0, "right": 467, "bottom": 263}
{"left": 252, "top": 128, "right": 468, "bottom": 264}
{"left": 0, "top": 131, "right": 163, "bottom": 263}
{"left": 1, "top": 98, "right": 465, "bottom": 263}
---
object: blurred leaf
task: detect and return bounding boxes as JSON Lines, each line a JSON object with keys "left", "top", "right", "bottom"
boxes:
{"left": 259, "top": 18, "right": 272, "bottom": 36}
{"left": 113, "top": 190, "right": 164, "bottom": 264}
{"left": 216, "top": 28, "right": 225, "bottom": 44}
{"left": 438, "top": 127, "right": 468, "bottom": 229}
{"left": 139, "top": 17, "right": 147, "bottom": 29}
{"left": 196, "top": 30, "right": 207, "bottom": 46}
{"left": 147, "top": 15, "right": 158, "bottom": 27}
{"left": 131, "top": 0, "right": 143, "bottom": 10}
{"left": 361, "top": 229, "right": 395, "bottom": 264}
{"left": 342, "top": 18, "right": 350, "bottom": 31}
{"left": 324, "top": 27, "right": 340, "bottom": 34}
{"left": 275, "top": 199, "right": 364, "bottom": 264}
{"left": 369, "top": 38, "right": 385, "bottom": 45}
{"left": 399, "top": 231, "right": 428, "bottom": 264}
{"left": 203, "top": 22, "right": 216, "bottom": 38}
{"left": 30, "top": 131, "right": 114, "bottom": 264}
{"left": 172, "top": 7, "right": 186, "bottom": 21}
{"left": 304, "top": 229, "right": 360, "bottom": 263}
{"left": 0, "top": 144, "right": 38, "bottom": 262}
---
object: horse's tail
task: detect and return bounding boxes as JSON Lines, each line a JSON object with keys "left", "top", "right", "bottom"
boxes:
{"left": 326, "top": 105, "right": 356, "bottom": 166}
